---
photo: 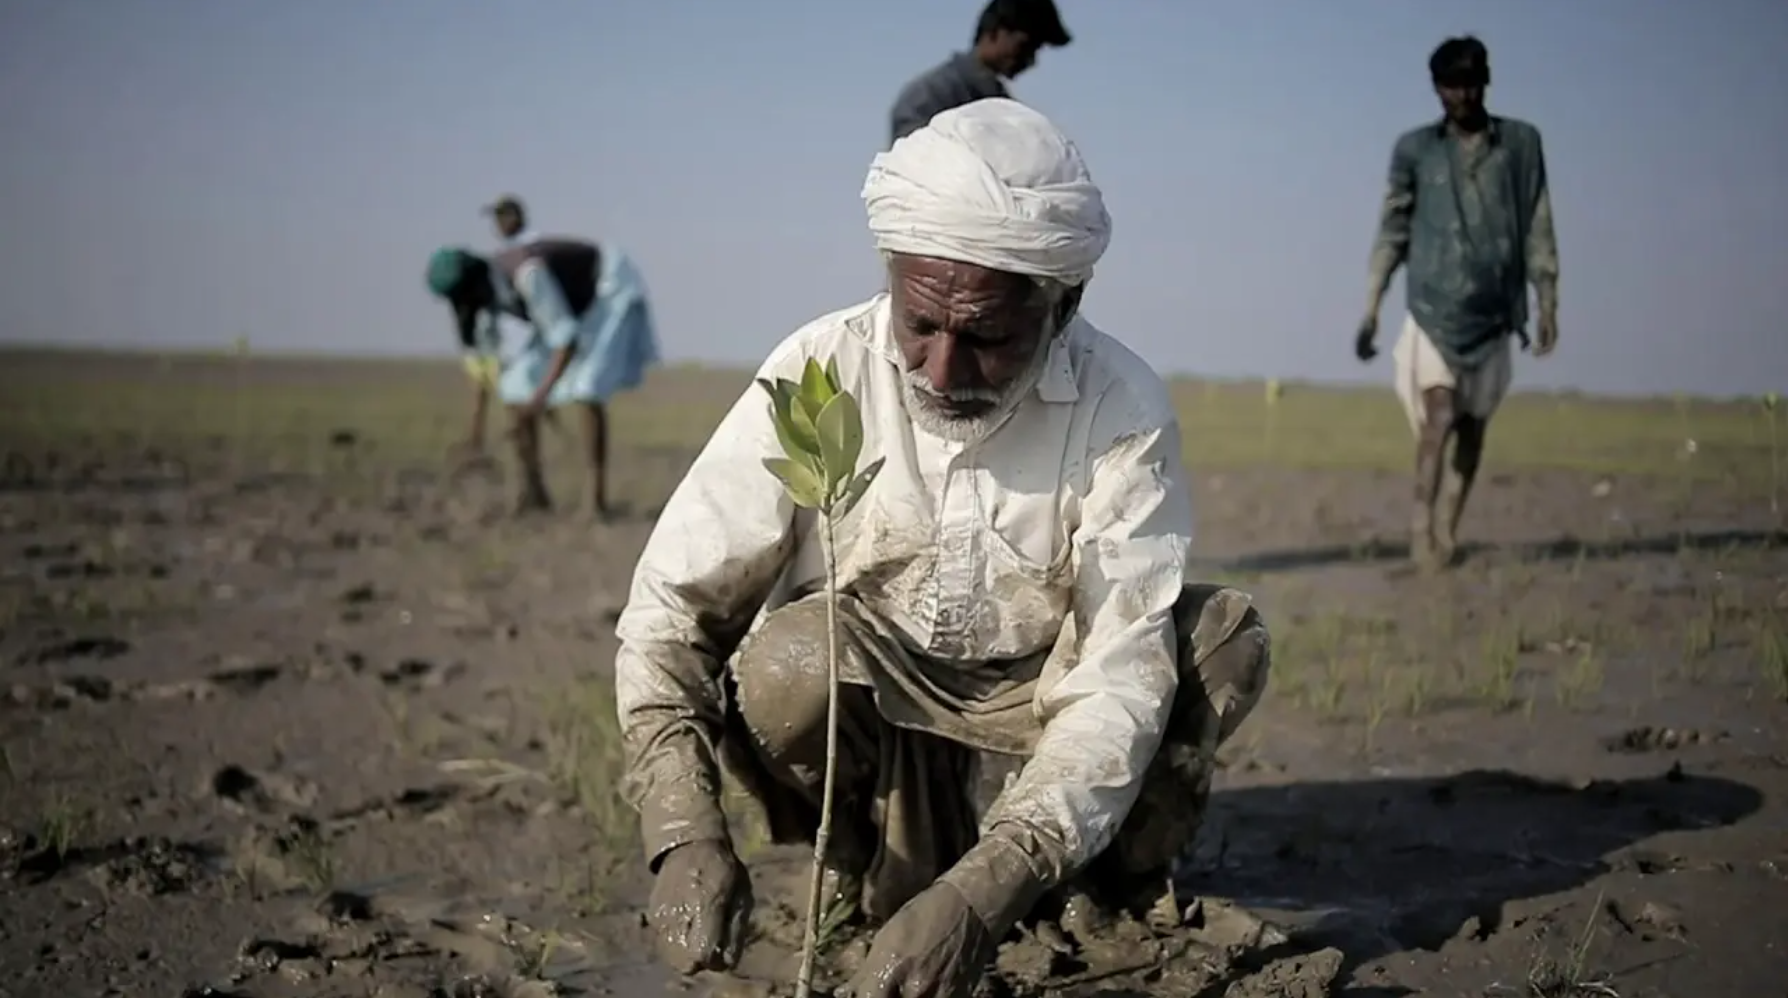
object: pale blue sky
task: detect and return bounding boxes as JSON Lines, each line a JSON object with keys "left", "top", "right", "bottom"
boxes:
{"left": 2, "top": 1, "right": 1784, "bottom": 398}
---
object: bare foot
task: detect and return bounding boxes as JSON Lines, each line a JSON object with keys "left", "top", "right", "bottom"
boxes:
{"left": 1433, "top": 524, "right": 1460, "bottom": 568}
{"left": 1410, "top": 506, "right": 1442, "bottom": 573}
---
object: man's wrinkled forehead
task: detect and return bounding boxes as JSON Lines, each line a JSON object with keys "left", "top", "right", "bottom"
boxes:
{"left": 891, "top": 253, "right": 1040, "bottom": 301}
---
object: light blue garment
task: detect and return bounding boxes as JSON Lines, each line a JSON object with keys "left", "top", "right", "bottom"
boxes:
{"left": 494, "top": 243, "right": 662, "bottom": 407}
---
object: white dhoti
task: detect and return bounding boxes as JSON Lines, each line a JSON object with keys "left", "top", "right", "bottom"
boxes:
{"left": 1391, "top": 314, "right": 1514, "bottom": 436}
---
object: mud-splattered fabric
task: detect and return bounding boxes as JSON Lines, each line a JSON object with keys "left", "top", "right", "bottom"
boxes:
{"left": 721, "top": 583, "right": 1269, "bottom": 921}
{"left": 1367, "top": 115, "right": 1558, "bottom": 370}
{"left": 1392, "top": 313, "right": 1513, "bottom": 435}
{"left": 614, "top": 292, "right": 1197, "bottom": 885}
{"left": 493, "top": 243, "right": 661, "bottom": 407}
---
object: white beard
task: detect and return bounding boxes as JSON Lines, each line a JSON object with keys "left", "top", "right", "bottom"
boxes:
{"left": 901, "top": 318, "right": 1058, "bottom": 444}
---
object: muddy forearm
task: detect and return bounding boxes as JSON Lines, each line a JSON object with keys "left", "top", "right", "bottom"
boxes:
{"left": 530, "top": 346, "right": 574, "bottom": 407}
{"left": 1365, "top": 202, "right": 1412, "bottom": 319}
{"left": 617, "top": 641, "right": 733, "bottom": 866}
{"left": 1365, "top": 139, "right": 1417, "bottom": 320}
{"left": 939, "top": 826, "right": 1056, "bottom": 933}
{"left": 1527, "top": 185, "right": 1560, "bottom": 321}
{"left": 1366, "top": 242, "right": 1405, "bottom": 319}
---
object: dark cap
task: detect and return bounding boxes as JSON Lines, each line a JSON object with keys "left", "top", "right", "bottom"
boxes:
{"left": 1028, "top": 0, "right": 1071, "bottom": 46}
{"left": 481, "top": 194, "right": 526, "bottom": 217}
{"left": 982, "top": 0, "right": 1071, "bottom": 47}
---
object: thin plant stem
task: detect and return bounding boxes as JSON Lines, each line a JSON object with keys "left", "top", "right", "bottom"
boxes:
{"left": 794, "top": 513, "right": 843, "bottom": 998}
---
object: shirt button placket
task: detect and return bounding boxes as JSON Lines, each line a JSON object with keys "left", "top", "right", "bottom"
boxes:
{"left": 931, "top": 454, "right": 979, "bottom": 657}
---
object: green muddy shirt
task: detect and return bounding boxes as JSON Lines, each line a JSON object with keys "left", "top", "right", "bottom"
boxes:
{"left": 1368, "top": 115, "right": 1560, "bottom": 369}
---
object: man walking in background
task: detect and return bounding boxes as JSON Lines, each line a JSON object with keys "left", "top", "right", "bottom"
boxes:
{"left": 888, "top": 0, "right": 1072, "bottom": 146}
{"left": 1355, "top": 36, "right": 1560, "bottom": 572}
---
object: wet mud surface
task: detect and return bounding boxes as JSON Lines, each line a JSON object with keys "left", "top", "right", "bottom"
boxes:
{"left": 2, "top": 353, "right": 1785, "bottom": 997}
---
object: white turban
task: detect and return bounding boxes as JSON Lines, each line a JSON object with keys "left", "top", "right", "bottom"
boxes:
{"left": 861, "top": 98, "right": 1112, "bottom": 288}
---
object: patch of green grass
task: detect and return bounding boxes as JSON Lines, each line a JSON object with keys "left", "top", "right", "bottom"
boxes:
{"left": 277, "top": 819, "right": 338, "bottom": 895}
{"left": 1755, "top": 613, "right": 1788, "bottom": 701}
{"left": 541, "top": 674, "right": 640, "bottom": 912}
{"left": 39, "top": 792, "right": 93, "bottom": 861}
{"left": 1476, "top": 619, "right": 1526, "bottom": 713}
{"left": 1555, "top": 646, "right": 1606, "bottom": 712}
{"left": 1524, "top": 891, "right": 1620, "bottom": 997}
{"left": 2, "top": 349, "right": 1777, "bottom": 485}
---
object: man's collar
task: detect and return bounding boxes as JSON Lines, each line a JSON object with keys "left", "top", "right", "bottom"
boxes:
{"left": 1035, "top": 333, "right": 1079, "bottom": 403}
{"left": 857, "top": 293, "right": 1080, "bottom": 404}
{"left": 954, "top": 50, "right": 1008, "bottom": 89}
{"left": 503, "top": 229, "right": 541, "bottom": 247}
{"left": 1434, "top": 114, "right": 1502, "bottom": 144}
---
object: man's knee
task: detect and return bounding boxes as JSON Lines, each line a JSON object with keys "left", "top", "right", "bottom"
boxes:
{"left": 1174, "top": 583, "right": 1271, "bottom": 744}
{"left": 732, "top": 598, "right": 836, "bottom": 756}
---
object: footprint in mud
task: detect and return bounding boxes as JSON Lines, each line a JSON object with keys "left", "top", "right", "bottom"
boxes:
{"left": 17, "top": 635, "right": 131, "bottom": 665}
{"left": 20, "top": 542, "right": 81, "bottom": 562}
{"left": 1602, "top": 726, "right": 1724, "bottom": 754}
{"left": 3, "top": 674, "right": 121, "bottom": 709}
{"left": 223, "top": 884, "right": 582, "bottom": 998}
{"left": 210, "top": 764, "right": 319, "bottom": 814}
{"left": 330, "top": 784, "right": 466, "bottom": 824}
{"left": 42, "top": 559, "right": 118, "bottom": 580}
{"left": 206, "top": 663, "right": 283, "bottom": 696}
{"left": 1606, "top": 897, "right": 1688, "bottom": 941}
{"left": 340, "top": 582, "right": 382, "bottom": 606}
{"left": 12, "top": 832, "right": 228, "bottom": 893}
{"left": 380, "top": 657, "right": 465, "bottom": 690}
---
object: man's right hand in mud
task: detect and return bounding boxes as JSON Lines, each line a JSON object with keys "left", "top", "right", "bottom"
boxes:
{"left": 1353, "top": 315, "right": 1379, "bottom": 362}
{"left": 647, "top": 840, "right": 752, "bottom": 975}
{"left": 843, "top": 881, "right": 997, "bottom": 998}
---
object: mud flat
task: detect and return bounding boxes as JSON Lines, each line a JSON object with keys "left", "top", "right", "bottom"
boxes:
{"left": 3, "top": 349, "right": 1784, "bottom": 997}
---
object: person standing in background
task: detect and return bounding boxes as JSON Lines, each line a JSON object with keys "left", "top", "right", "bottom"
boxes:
{"left": 471, "top": 193, "right": 560, "bottom": 449}
{"left": 887, "top": 0, "right": 1072, "bottom": 146}
{"left": 1354, "top": 36, "right": 1560, "bottom": 572}
{"left": 483, "top": 194, "right": 539, "bottom": 248}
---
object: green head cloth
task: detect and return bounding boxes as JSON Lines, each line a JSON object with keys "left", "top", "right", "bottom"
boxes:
{"left": 425, "top": 246, "right": 479, "bottom": 299}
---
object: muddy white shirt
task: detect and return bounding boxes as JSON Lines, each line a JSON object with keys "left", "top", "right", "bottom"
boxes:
{"left": 614, "top": 293, "right": 1194, "bottom": 876}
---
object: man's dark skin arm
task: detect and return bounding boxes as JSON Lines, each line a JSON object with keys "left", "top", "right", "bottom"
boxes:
{"left": 1357, "top": 136, "right": 1418, "bottom": 362}
{"left": 1523, "top": 131, "right": 1560, "bottom": 356}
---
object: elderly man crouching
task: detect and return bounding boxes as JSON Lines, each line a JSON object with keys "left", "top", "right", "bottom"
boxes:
{"left": 613, "top": 99, "right": 1272, "bottom": 998}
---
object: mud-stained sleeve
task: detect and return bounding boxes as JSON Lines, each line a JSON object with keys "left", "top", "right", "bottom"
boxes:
{"left": 1521, "top": 131, "right": 1560, "bottom": 317}
{"left": 514, "top": 262, "right": 581, "bottom": 351}
{"left": 973, "top": 403, "right": 1192, "bottom": 883}
{"left": 1366, "top": 134, "right": 1420, "bottom": 313}
{"left": 613, "top": 359, "right": 802, "bottom": 867}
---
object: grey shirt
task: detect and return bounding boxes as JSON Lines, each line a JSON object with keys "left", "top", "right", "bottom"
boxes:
{"left": 889, "top": 52, "right": 1008, "bottom": 146}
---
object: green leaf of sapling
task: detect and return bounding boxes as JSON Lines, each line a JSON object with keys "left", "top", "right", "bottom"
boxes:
{"left": 763, "top": 457, "right": 826, "bottom": 509}
{"left": 833, "top": 456, "right": 885, "bottom": 520}
{"left": 800, "top": 358, "right": 835, "bottom": 410}
{"left": 815, "top": 392, "right": 865, "bottom": 495}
